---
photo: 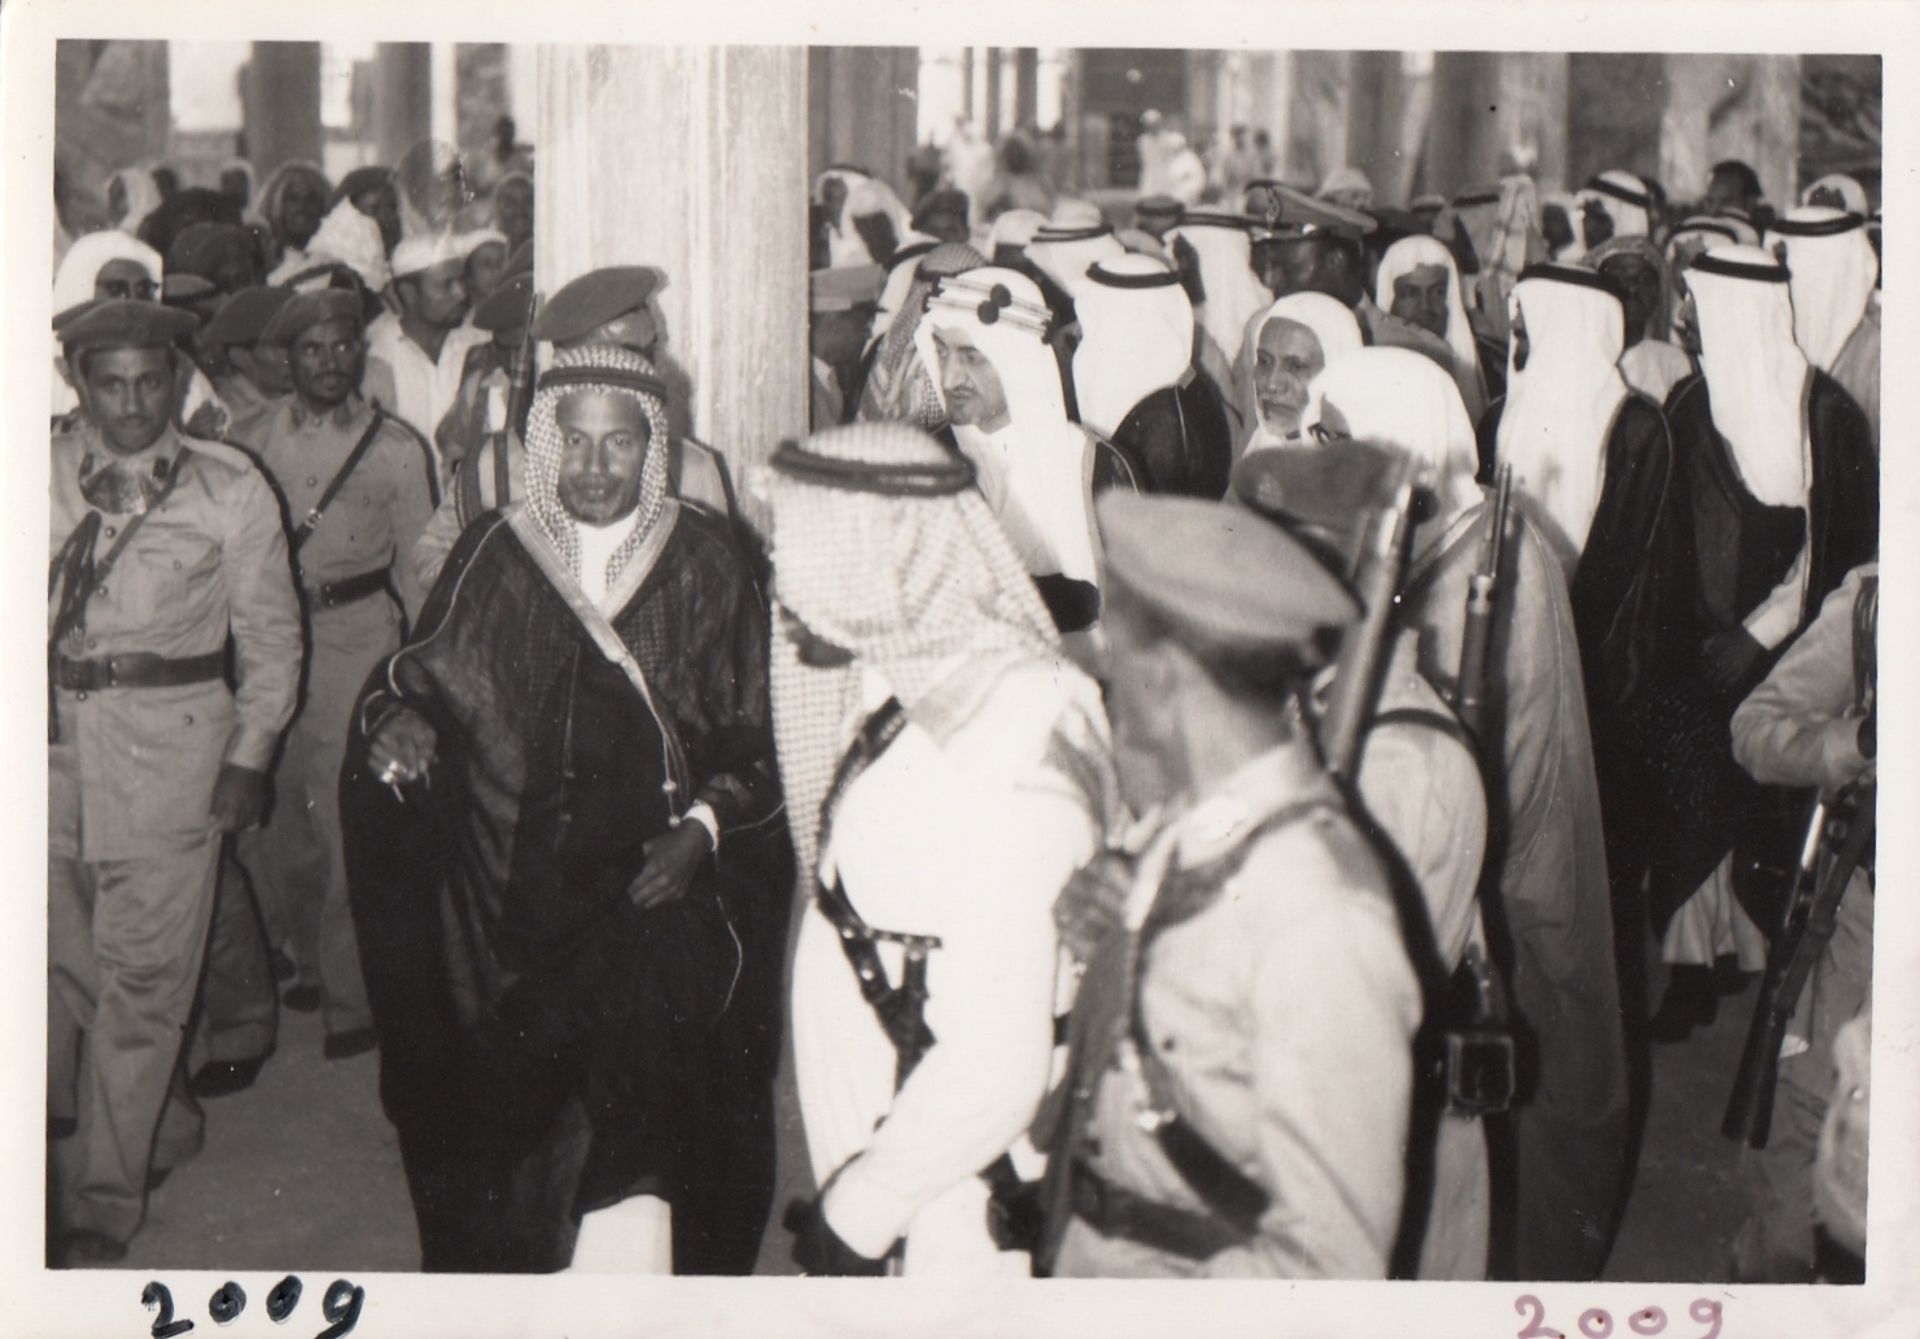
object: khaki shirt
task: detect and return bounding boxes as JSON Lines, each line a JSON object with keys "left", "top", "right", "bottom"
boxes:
{"left": 49, "top": 425, "right": 302, "bottom": 860}
{"left": 1069, "top": 738, "right": 1420, "bottom": 1278}
{"left": 233, "top": 394, "right": 437, "bottom": 624}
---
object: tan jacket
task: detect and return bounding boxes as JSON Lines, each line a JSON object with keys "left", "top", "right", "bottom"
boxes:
{"left": 49, "top": 426, "right": 302, "bottom": 860}
{"left": 232, "top": 393, "right": 437, "bottom": 625}
{"left": 1063, "top": 739, "right": 1421, "bottom": 1278}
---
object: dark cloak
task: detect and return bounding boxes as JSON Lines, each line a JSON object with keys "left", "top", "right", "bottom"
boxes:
{"left": 341, "top": 504, "right": 785, "bottom": 1273}
{"left": 1618, "top": 369, "right": 1877, "bottom": 925}
{"left": 1105, "top": 371, "right": 1234, "bottom": 500}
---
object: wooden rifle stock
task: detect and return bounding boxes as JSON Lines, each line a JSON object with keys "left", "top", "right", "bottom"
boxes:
{"left": 1723, "top": 783, "right": 1876, "bottom": 1147}
{"left": 1453, "top": 465, "right": 1512, "bottom": 743}
{"left": 1321, "top": 465, "right": 1418, "bottom": 780}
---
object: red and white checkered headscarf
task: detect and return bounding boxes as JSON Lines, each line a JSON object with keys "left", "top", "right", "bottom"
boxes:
{"left": 522, "top": 342, "right": 672, "bottom": 589}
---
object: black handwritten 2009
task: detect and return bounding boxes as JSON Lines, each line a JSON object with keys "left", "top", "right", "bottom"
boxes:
{"left": 1517, "top": 1294, "right": 1725, "bottom": 1339}
{"left": 142, "top": 1277, "right": 363, "bottom": 1336}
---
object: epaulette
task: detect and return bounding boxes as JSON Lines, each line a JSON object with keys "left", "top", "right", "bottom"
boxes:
{"left": 176, "top": 432, "right": 257, "bottom": 474}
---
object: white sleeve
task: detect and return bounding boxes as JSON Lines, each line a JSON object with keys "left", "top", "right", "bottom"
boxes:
{"left": 823, "top": 786, "right": 1095, "bottom": 1257}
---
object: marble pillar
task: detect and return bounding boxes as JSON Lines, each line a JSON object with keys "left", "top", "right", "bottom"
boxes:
{"left": 242, "top": 43, "right": 322, "bottom": 182}
{"left": 535, "top": 44, "right": 809, "bottom": 528}
{"left": 806, "top": 46, "right": 920, "bottom": 189}
{"left": 371, "top": 43, "right": 432, "bottom": 170}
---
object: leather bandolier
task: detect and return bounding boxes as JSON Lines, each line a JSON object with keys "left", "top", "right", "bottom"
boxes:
{"left": 1036, "top": 799, "right": 1351, "bottom": 1270}
{"left": 811, "top": 697, "right": 1046, "bottom": 1263}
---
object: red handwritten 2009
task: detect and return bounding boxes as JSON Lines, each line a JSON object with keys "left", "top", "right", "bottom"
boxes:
{"left": 1517, "top": 1294, "right": 1725, "bottom": 1339}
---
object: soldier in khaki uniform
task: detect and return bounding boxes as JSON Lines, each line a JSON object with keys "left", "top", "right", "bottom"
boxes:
{"left": 229, "top": 289, "right": 436, "bottom": 1058}
{"left": 48, "top": 300, "right": 302, "bottom": 1266}
{"left": 1044, "top": 493, "right": 1421, "bottom": 1278}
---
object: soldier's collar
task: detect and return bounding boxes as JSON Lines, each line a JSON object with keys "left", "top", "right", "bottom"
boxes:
{"left": 1168, "top": 727, "right": 1323, "bottom": 868}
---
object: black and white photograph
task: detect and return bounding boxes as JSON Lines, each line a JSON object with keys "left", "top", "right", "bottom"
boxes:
{"left": 4, "top": 1, "right": 1916, "bottom": 1334}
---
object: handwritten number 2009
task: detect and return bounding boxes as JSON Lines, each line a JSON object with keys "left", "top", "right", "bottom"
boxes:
{"left": 143, "top": 1278, "right": 362, "bottom": 1336}
{"left": 1517, "top": 1296, "right": 1722, "bottom": 1339}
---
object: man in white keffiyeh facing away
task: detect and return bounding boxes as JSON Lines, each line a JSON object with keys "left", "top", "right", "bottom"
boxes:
{"left": 342, "top": 341, "right": 784, "bottom": 1275}
{"left": 1165, "top": 211, "right": 1273, "bottom": 437}
{"left": 914, "top": 267, "right": 1136, "bottom": 636}
{"left": 1631, "top": 244, "right": 1877, "bottom": 1043}
{"left": 1765, "top": 206, "right": 1881, "bottom": 448}
{"left": 759, "top": 422, "right": 1115, "bottom": 1277}
{"left": 1578, "top": 170, "right": 1655, "bottom": 251}
{"left": 1069, "top": 253, "right": 1234, "bottom": 497}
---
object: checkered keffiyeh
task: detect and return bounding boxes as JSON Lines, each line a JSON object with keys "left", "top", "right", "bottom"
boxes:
{"left": 761, "top": 422, "right": 1113, "bottom": 885}
{"left": 523, "top": 342, "right": 673, "bottom": 589}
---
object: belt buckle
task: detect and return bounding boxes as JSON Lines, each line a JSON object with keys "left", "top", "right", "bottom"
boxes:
{"left": 102, "top": 657, "right": 120, "bottom": 688}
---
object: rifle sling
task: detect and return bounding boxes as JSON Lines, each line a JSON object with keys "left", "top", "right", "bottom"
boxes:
{"left": 1126, "top": 799, "right": 1344, "bottom": 1236}
{"left": 293, "top": 410, "right": 386, "bottom": 554}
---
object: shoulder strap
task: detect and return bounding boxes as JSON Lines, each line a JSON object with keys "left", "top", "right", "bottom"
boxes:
{"left": 1401, "top": 502, "right": 1486, "bottom": 600}
{"left": 292, "top": 409, "right": 386, "bottom": 553}
{"left": 1123, "top": 797, "right": 1348, "bottom": 1234}
{"left": 50, "top": 451, "right": 186, "bottom": 646}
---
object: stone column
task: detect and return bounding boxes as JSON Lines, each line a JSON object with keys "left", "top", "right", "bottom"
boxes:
{"left": 243, "top": 43, "right": 322, "bottom": 180}
{"left": 1661, "top": 53, "right": 1801, "bottom": 207}
{"left": 535, "top": 45, "right": 809, "bottom": 527}
{"left": 370, "top": 43, "right": 432, "bottom": 169}
{"left": 1013, "top": 49, "right": 1039, "bottom": 130}
{"left": 806, "top": 47, "right": 921, "bottom": 188}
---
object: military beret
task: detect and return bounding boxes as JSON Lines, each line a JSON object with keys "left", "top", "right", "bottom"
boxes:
{"left": 912, "top": 189, "right": 971, "bottom": 232}
{"left": 1096, "top": 492, "right": 1359, "bottom": 650}
{"left": 530, "top": 265, "right": 664, "bottom": 343}
{"left": 167, "top": 222, "right": 257, "bottom": 281}
{"left": 1232, "top": 440, "right": 1410, "bottom": 546}
{"left": 472, "top": 271, "right": 535, "bottom": 333}
{"left": 810, "top": 263, "right": 886, "bottom": 313}
{"left": 57, "top": 298, "right": 200, "bottom": 354}
{"left": 203, "top": 287, "right": 295, "bottom": 350}
{"left": 258, "top": 288, "right": 364, "bottom": 347}
{"left": 161, "top": 274, "right": 219, "bottom": 305}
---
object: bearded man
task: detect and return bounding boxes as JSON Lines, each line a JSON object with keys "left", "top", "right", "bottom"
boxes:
{"left": 342, "top": 342, "right": 781, "bottom": 1274}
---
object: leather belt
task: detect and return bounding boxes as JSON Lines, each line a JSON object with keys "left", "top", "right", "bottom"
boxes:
{"left": 54, "top": 650, "right": 225, "bottom": 692}
{"left": 1068, "top": 1159, "right": 1253, "bottom": 1262}
{"left": 309, "top": 568, "right": 390, "bottom": 610}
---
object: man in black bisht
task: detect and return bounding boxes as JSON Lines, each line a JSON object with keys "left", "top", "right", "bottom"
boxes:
{"left": 341, "top": 341, "right": 784, "bottom": 1273}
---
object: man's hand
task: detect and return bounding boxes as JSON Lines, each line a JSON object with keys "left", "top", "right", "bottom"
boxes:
{"left": 1702, "top": 628, "right": 1766, "bottom": 694}
{"left": 1053, "top": 852, "right": 1135, "bottom": 964}
{"left": 209, "top": 763, "right": 270, "bottom": 833}
{"left": 626, "top": 821, "right": 712, "bottom": 911}
{"left": 368, "top": 708, "right": 438, "bottom": 785}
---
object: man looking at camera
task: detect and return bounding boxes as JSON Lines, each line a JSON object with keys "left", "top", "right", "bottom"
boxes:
{"left": 341, "top": 342, "right": 781, "bottom": 1274}
{"left": 48, "top": 300, "right": 301, "bottom": 1267}
{"left": 228, "top": 288, "right": 436, "bottom": 1061}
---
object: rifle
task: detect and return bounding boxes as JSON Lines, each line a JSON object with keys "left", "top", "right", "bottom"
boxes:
{"left": 1453, "top": 464, "right": 1513, "bottom": 744}
{"left": 1319, "top": 459, "right": 1419, "bottom": 780}
{"left": 506, "top": 293, "right": 542, "bottom": 441}
{"left": 1723, "top": 782, "right": 1876, "bottom": 1147}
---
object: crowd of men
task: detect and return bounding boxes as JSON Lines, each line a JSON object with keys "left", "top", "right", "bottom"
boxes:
{"left": 48, "top": 118, "right": 1878, "bottom": 1289}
